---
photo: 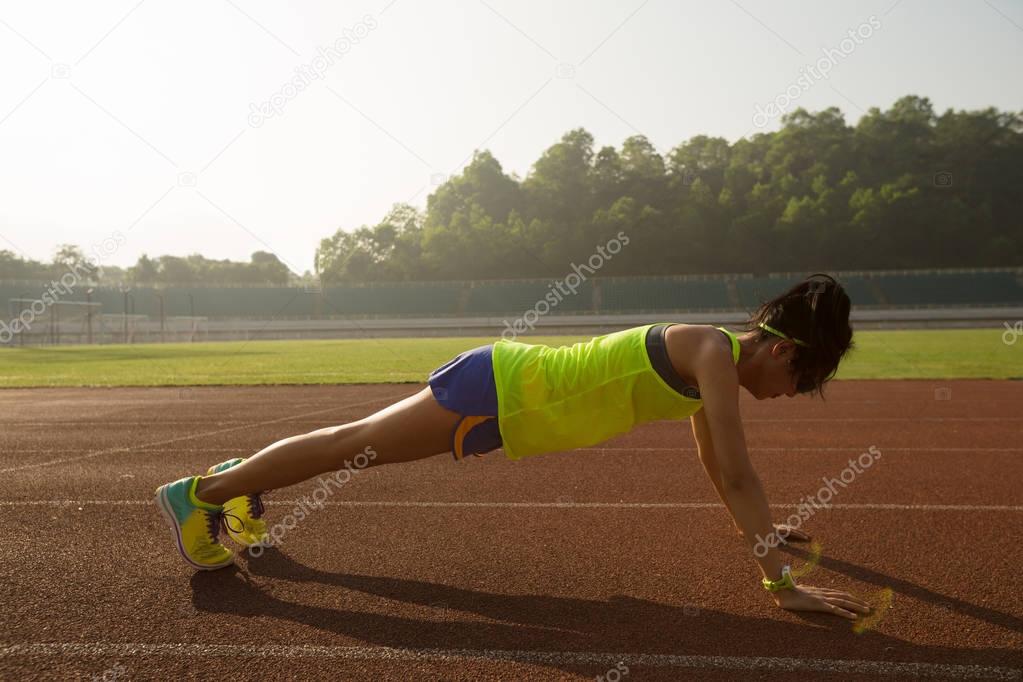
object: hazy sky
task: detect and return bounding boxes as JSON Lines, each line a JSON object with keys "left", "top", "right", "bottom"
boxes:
{"left": 1, "top": 0, "right": 1021, "bottom": 274}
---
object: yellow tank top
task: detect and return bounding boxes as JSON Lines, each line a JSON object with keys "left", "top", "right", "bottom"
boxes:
{"left": 492, "top": 324, "right": 740, "bottom": 460}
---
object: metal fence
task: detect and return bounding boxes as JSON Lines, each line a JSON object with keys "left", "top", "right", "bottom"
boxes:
{"left": 2, "top": 268, "right": 1021, "bottom": 345}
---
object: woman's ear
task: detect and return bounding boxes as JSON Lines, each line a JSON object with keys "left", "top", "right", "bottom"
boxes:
{"left": 771, "top": 341, "right": 795, "bottom": 358}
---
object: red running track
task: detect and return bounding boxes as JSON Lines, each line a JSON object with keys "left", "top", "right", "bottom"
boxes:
{"left": 0, "top": 380, "right": 1021, "bottom": 680}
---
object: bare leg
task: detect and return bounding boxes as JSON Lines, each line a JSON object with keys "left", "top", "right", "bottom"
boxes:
{"left": 194, "top": 387, "right": 460, "bottom": 506}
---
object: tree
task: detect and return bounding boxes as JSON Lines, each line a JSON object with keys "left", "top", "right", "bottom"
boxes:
{"left": 318, "top": 101, "right": 1022, "bottom": 277}
{"left": 249, "top": 251, "right": 291, "bottom": 285}
{"left": 53, "top": 244, "right": 97, "bottom": 282}
{"left": 129, "top": 255, "right": 158, "bottom": 284}
{"left": 8, "top": 95, "right": 1022, "bottom": 288}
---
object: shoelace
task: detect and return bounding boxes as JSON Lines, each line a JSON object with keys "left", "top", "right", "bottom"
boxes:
{"left": 205, "top": 508, "right": 245, "bottom": 543}
{"left": 246, "top": 491, "right": 265, "bottom": 519}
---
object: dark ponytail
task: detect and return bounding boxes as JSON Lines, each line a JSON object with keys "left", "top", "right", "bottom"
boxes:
{"left": 745, "top": 273, "right": 854, "bottom": 395}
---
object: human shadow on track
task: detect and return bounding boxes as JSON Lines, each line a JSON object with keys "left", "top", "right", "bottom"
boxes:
{"left": 782, "top": 545, "right": 1023, "bottom": 634}
{"left": 186, "top": 548, "right": 1021, "bottom": 676}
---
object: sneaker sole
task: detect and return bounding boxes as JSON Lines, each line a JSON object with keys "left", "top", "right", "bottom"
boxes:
{"left": 154, "top": 484, "right": 234, "bottom": 571}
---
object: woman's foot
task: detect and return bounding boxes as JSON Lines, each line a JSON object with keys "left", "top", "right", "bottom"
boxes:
{"left": 206, "top": 458, "right": 270, "bottom": 548}
{"left": 153, "top": 476, "right": 234, "bottom": 570}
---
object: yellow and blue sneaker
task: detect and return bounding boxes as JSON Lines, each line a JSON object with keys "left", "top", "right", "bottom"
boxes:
{"left": 154, "top": 476, "right": 234, "bottom": 571}
{"left": 206, "top": 458, "right": 269, "bottom": 548}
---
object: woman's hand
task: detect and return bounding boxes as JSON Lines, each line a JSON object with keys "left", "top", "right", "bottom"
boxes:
{"left": 736, "top": 523, "right": 811, "bottom": 543}
{"left": 772, "top": 584, "right": 872, "bottom": 620}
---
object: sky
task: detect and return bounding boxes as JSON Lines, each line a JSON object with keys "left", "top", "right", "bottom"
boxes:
{"left": 0, "top": 0, "right": 1021, "bottom": 275}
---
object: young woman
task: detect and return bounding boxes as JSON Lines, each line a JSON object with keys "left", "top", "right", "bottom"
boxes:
{"left": 156, "top": 273, "right": 870, "bottom": 620}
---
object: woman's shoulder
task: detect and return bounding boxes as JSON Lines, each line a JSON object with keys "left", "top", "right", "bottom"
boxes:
{"left": 665, "top": 323, "right": 733, "bottom": 356}
{"left": 664, "top": 324, "right": 737, "bottom": 386}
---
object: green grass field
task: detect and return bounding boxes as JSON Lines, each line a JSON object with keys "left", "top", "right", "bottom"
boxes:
{"left": 0, "top": 329, "right": 1019, "bottom": 388}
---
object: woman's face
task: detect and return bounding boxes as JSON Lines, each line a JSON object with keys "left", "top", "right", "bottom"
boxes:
{"left": 753, "top": 340, "right": 800, "bottom": 400}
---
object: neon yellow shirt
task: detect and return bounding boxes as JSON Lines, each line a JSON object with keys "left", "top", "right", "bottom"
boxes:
{"left": 492, "top": 324, "right": 740, "bottom": 460}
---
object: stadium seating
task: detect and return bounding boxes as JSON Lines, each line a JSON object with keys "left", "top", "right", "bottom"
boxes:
{"left": 734, "top": 275, "right": 883, "bottom": 309}
{"left": 4, "top": 269, "right": 1021, "bottom": 321}
{"left": 600, "top": 277, "right": 731, "bottom": 312}
{"left": 322, "top": 283, "right": 462, "bottom": 316}
{"left": 876, "top": 271, "right": 1023, "bottom": 306}
{"left": 464, "top": 280, "right": 593, "bottom": 315}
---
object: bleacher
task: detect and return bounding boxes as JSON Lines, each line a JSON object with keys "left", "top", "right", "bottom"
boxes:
{"left": 735, "top": 275, "right": 881, "bottom": 309}
{"left": 735, "top": 277, "right": 794, "bottom": 309}
{"left": 3, "top": 268, "right": 1021, "bottom": 323}
{"left": 875, "top": 271, "right": 1023, "bottom": 307}
{"left": 465, "top": 280, "right": 593, "bottom": 315}
{"left": 600, "top": 277, "right": 731, "bottom": 312}
{"left": 323, "top": 283, "right": 462, "bottom": 316}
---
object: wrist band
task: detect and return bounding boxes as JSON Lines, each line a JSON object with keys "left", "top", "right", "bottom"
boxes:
{"left": 762, "top": 565, "right": 796, "bottom": 592}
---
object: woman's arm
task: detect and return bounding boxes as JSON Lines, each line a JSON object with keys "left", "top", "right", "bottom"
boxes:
{"left": 692, "top": 346, "right": 785, "bottom": 580}
{"left": 690, "top": 332, "right": 869, "bottom": 619}
{"left": 691, "top": 410, "right": 738, "bottom": 523}
{"left": 691, "top": 410, "right": 809, "bottom": 541}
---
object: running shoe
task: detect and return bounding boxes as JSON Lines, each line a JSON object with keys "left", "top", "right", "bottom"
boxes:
{"left": 153, "top": 475, "right": 234, "bottom": 570}
{"left": 206, "top": 458, "right": 269, "bottom": 548}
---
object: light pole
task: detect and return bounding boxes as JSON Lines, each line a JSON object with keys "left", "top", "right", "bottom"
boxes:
{"left": 18, "top": 292, "right": 27, "bottom": 346}
{"left": 188, "top": 293, "right": 196, "bottom": 343}
{"left": 120, "top": 285, "right": 133, "bottom": 344}
{"left": 154, "top": 291, "right": 165, "bottom": 343}
{"left": 85, "top": 288, "right": 94, "bottom": 345}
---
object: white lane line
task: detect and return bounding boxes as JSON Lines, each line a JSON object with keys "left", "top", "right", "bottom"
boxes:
{"left": 746, "top": 417, "right": 1023, "bottom": 422}
{"left": 0, "top": 420, "right": 364, "bottom": 426}
{"left": 0, "top": 391, "right": 414, "bottom": 475}
{"left": 577, "top": 447, "right": 1023, "bottom": 453}
{"left": 2, "top": 416, "right": 1021, "bottom": 427}
{"left": 6, "top": 446, "right": 1023, "bottom": 455}
{"left": 3, "top": 448, "right": 253, "bottom": 454}
{"left": 0, "top": 643, "right": 1018, "bottom": 679}
{"left": 1, "top": 500, "right": 1020, "bottom": 511}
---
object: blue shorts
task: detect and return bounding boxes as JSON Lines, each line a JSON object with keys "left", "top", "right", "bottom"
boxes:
{"left": 427, "top": 344, "right": 504, "bottom": 461}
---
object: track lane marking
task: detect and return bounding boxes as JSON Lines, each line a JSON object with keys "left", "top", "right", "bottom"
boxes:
{"left": 3, "top": 416, "right": 1022, "bottom": 426}
{"left": 0, "top": 643, "right": 1018, "bottom": 679}
{"left": 0, "top": 500, "right": 1020, "bottom": 511}
{"left": 0, "top": 391, "right": 414, "bottom": 475}
{"left": 6, "top": 446, "right": 1023, "bottom": 454}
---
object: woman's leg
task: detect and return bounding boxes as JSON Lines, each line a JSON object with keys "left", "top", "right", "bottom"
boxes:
{"left": 194, "top": 387, "right": 461, "bottom": 506}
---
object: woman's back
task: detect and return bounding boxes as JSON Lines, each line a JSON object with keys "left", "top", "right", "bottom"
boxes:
{"left": 492, "top": 323, "right": 739, "bottom": 460}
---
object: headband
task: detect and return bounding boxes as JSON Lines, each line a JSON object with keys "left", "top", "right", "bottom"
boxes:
{"left": 759, "top": 322, "right": 809, "bottom": 348}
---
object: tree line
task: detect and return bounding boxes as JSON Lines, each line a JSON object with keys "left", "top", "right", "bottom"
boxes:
{"left": 4, "top": 95, "right": 1020, "bottom": 286}
{"left": 316, "top": 95, "right": 1022, "bottom": 281}
{"left": 0, "top": 247, "right": 293, "bottom": 286}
